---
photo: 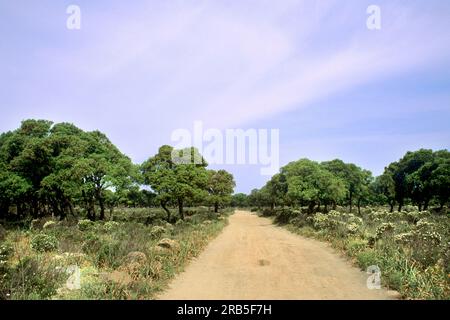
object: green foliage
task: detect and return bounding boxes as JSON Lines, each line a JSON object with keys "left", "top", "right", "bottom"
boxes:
{"left": 150, "top": 226, "right": 166, "bottom": 239}
{"left": 103, "top": 221, "right": 120, "bottom": 232}
{"left": 207, "top": 170, "right": 235, "bottom": 212}
{"left": 141, "top": 145, "right": 228, "bottom": 220}
{"left": 7, "top": 256, "right": 65, "bottom": 299}
{"left": 356, "top": 249, "right": 380, "bottom": 269}
{"left": 0, "top": 242, "right": 13, "bottom": 298}
{"left": 78, "top": 219, "right": 94, "bottom": 231}
{"left": 30, "top": 234, "right": 59, "bottom": 252}
{"left": 231, "top": 193, "right": 249, "bottom": 207}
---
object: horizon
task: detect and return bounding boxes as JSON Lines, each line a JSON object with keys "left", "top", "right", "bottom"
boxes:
{"left": 1, "top": 0, "right": 450, "bottom": 193}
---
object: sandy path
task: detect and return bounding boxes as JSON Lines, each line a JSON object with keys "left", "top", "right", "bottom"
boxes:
{"left": 159, "top": 210, "right": 397, "bottom": 300}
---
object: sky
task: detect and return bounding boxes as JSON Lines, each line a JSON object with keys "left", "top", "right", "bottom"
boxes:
{"left": 1, "top": 0, "right": 450, "bottom": 193}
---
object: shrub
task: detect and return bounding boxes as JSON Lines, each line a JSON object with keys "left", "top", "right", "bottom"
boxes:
{"left": 395, "top": 220, "right": 444, "bottom": 268}
{"left": 7, "top": 256, "right": 65, "bottom": 299}
{"left": 289, "top": 216, "right": 308, "bottom": 228}
{"left": 30, "top": 234, "right": 59, "bottom": 252}
{"left": 43, "top": 221, "right": 57, "bottom": 230}
{"left": 78, "top": 219, "right": 94, "bottom": 231}
{"left": 375, "top": 222, "right": 395, "bottom": 239}
{"left": 312, "top": 213, "right": 330, "bottom": 230}
{"left": 345, "top": 238, "right": 368, "bottom": 256}
{"left": 150, "top": 226, "right": 166, "bottom": 239}
{"left": 356, "top": 249, "right": 380, "bottom": 269}
{"left": 261, "top": 208, "right": 274, "bottom": 217}
{"left": 346, "top": 223, "right": 360, "bottom": 235}
{"left": 0, "top": 242, "right": 13, "bottom": 299}
{"left": 95, "top": 239, "right": 122, "bottom": 268}
{"left": 104, "top": 221, "right": 120, "bottom": 232}
{"left": 274, "top": 209, "right": 296, "bottom": 224}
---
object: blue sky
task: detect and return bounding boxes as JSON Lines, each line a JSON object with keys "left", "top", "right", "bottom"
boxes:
{"left": 1, "top": 0, "right": 450, "bottom": 193}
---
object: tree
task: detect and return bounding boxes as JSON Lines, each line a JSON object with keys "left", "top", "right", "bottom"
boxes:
{"left": 248, "top": 188, "right": 264, "bottom": 208}
{"left": 0, "top": 120, "right": 135, "bottom": 221}
{"left": 373, "top": 172, "right": 396, "bottom": 212}
{"left": 264, "top": 173, "right": 288, "bottom": 210}
{"left": 231, "top": 193, "right": 249, "bottom": 207}
{"left": 207, "top": 170, "right": 235, "bottom": 213}
{"left": 429, "top": 151, "right": 450, "bottom": 209}
{"left": 282, "top": 159, "right": 346, "bottom": 213}
{"left": 142, "top": 146, "right": 209, "bottom": 220}
{"left": 389, "top": 149, "right": 434, "bottom": 211}
{"left": 321, "top": 159, "right": 370, "bottom": 212}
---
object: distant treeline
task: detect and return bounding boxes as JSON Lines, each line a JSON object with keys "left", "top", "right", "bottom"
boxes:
{"left": 232, "top": 150, "right": 449, "bottom": 213}
{"left": 0, "top": 120, "right": 235, "bottom": 222}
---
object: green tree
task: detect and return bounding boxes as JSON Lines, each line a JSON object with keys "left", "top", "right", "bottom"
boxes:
{"left": 390, "top": 149, "right": 434, "bottom": 211}
{"left": 282, "top": 159, "right": 346, "bottom": 213}
{"left": 207, "top": 170, "right": 235, "bottom": 213}
{"left": 321, "top": 159, "right": 370, "bottom": 213}
{"left": 142, "top": 146, "right": 209, "bottom": 220}
{"left": 373, "top": 172, "right": 396, "bottom": 212}
{"left": 231, "top": 193, "right": 249, "bottom": 207}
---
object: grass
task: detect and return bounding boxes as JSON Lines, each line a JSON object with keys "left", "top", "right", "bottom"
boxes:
{"left": 0, "top": 207, "right": 232, "bottom": 300}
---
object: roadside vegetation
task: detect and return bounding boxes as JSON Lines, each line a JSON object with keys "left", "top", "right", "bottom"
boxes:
{"left": 1, "top": 207, "right": 231, "bottom": 299}
{"left": 0, "top": 120, "right": 235, "bottom": 300}
{"left": 234, "top": 149, "right": 449, "bottom": 300}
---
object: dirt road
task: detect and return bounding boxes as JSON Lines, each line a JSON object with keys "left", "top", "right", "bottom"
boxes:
{"left": 159, "top": 210, "right": 397, "bottom": 300}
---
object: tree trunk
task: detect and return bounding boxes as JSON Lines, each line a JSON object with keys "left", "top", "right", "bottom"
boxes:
{"left": 423, "top": 199, "right": 429, "bottom": 211}
{"left": 68, "top": 201, "right": 75, "bottom": 217}
{"left": 418, "top": 202, "right": 422, "bottom": 212}
{"left": 308, "top": 201, "right": 315, "bottom": 214}
{"left": 398, "top": 199, "right": 403, "bottom": 212}
{"left": 0, "top": 200, "right": 10, "bottom": 219}
{"left": 31, "top": 197, "right": 39, "bottom": 219}
{"left": 349, "top": 191, "right": 353, "bottom": 213}
{"left": 357, "top": 198, "right": 361, "bottom": 215}
{"left": 332, "top": 201, "right": 337, "bottom": 210}
{"left": 96, "top": 188, "right": 105, "bottom": 220}
{"left": 161, "top": 200, "right": 171, "bottom": 221}
{"left": 87, "top": 198, "right": 96, "bottom": 221}
{"left": 214, "top": 202, "right": 219, "bottom": 213}
{"left": 178, "top": 198, "right": 184, "bottom": 220}
{"left": 99, "top": 197, "right": 105, "bottom": 220}
{"left": 389, "top": 202, "right": 394, "bottom": 213}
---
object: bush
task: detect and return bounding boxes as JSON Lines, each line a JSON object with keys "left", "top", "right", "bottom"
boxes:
{"left": 0, "top": 242, "right": 13, "bottom": 299}
{"left": 395, "top": 219, "right": 444, "bottom": 268}
{"left": 261, "top": 208, "right": 274, "bottom": 217}
{"left": 346, "top": 223, "right": 360, "bottom": 235}
{"left": 274, "top": 208, "right": 297, "bottom": 224}
{"left": 356, "top": 249, "right": 380, "bottom": 269}
{"left": 289, "top": 216, "right": 308, "bottom": 228}
{"left": 345, "top": 238, "right": 368, "bottom": 256}
{"left": 78, "top": 219, "right": 94, "bottom": 231}
{"left": 150, "top": 226, "right": 166, "bottom": 239}
{"left": 104, "top": 221, "right": 120, "bottom": 232}
{"left": 30, "top": 234, "right": 59, "bottom": 252}
{"left": 7, "top": 256, "right": 64, "bottom": 299}
{"left": 375, "top": 222, "right": 395, "bottom": 239}
{"left": 43, "top": 221, "right": 57, "bottom": 230}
